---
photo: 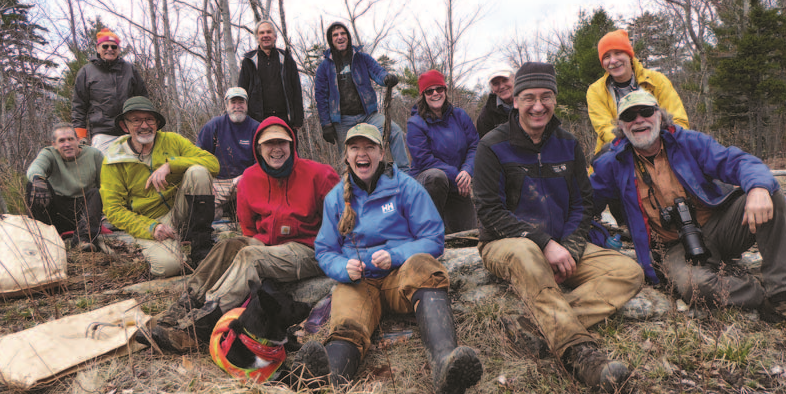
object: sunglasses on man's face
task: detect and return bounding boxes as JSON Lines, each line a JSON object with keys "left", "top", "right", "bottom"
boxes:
{"left": 424, "top": 86, "right": 446, "bottom": 96}
{"left": 101, "top": 44, "right": 118, "bottom": 50}
{"left": 619, "top": 106, "right": 656, "bottom": 122}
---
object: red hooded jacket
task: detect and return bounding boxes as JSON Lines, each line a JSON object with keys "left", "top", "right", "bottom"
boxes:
{"left": 236, "top": 117, "right": 339, "bottom": 247}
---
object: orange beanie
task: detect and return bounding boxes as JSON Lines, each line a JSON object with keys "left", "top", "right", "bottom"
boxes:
{"left": 597, "top": 29, "right": 634, "bottom": 64}
{"left": 96, "top": 28, "right": 120, "bottom": 46}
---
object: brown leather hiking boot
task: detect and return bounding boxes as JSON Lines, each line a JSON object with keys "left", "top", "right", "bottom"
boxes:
{"left": 158, "top": 293, "right": 203, "bottom": 327}
{"left": 562, "top": 342, "right": 629, "bottom": 392}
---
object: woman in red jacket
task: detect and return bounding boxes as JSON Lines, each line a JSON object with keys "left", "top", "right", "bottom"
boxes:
{"left": 139, "top": 117, "right": 340, "bottom": 353}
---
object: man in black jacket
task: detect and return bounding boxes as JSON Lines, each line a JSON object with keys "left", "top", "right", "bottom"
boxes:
{"left": 238, "top": 20, "right": 304, "bottom": 134}
{"left": 72, "top": 28, "right": 148, "bottom": 154}
{"left": 476, "top": 69, "right": 514, "bottom": 139}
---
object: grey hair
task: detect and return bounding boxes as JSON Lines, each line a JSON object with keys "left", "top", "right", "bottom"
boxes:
{"left": 254, "top": 20, "right": 277, "bottom": 37}
{"left": 52, "top": 122, "right": 77, "bottom": 141}
{"left": 613, "top": 107, "right": 674, "bottom": 139}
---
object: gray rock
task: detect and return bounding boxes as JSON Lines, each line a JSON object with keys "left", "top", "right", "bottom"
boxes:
{"left": 279, "top": 276, "right": 336, "bottom": 305}
{"left": 120, "top": 275, "right": 188, "bottom": 295}
{"left": 459, "top": 284, "right": 502, "bottom": 304}
{"left": 619, "top": 286, "right": 674, "bottom": 320}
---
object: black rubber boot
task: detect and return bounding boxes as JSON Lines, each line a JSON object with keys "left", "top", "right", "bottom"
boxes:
{"left": 291, "top": 341, "right": 331, "bottom": 389}
{"left": 326, "top": 340, "right": 362, "bottom": 389}
{"left": 179, "top": 300, "right": 223, "bottom": 343}
{"left": 414, "top": 289, "right": 483, "bottom": 394}
{"left": 562, "top": 342, "right": 629, "bottom": 392}
{"left": 183, "top": 194, "right": 215, "bottom": 267}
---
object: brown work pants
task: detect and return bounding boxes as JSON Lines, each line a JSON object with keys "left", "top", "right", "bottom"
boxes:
{"left": 480, "top": 239, "right": 643, "bottom": 357}
{"left": 327, "top": 253, "right": 449, "bottom": 357}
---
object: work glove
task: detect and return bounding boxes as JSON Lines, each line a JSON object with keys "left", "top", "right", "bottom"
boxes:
{"left": 383, "top": 74, "right": 399, "bottom": 88}
{"left": 322, "top": 124, "right": 338, "bottom": 144}
{"left": 30, "top": 177, "right": 52, "bottom": 207}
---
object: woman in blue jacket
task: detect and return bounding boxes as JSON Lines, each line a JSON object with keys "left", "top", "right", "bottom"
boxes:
{"left": 407, "top": 70, "right": 479, "bottom": 234}
{"left": 293, "top": 124, "right": 482, "bottom": 394}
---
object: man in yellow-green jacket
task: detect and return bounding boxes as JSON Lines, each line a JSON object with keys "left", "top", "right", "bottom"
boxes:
{"left": 101, "top": 97, "right": 219, "bottom": 277}
{"left": 587, "top": 29, "right": 689, "bottom": 155}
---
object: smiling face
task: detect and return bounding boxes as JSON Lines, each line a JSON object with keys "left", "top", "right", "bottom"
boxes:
{"left": 258, "top": 139, "right": 291, "bottom": 169}
{"left": 490, "top": 76, "right": 514, "bottom": 103}
{"left": 331, "top": 27, "right": 349, "bottom": 52}
{"left": 619, "top": 106, "right": 662, "bottom": 155}
{"left": 225, "top": 97, "right": 248, "bottom": 123}
{"left": 96, "top": 41, "right": 119, "bottom": 62}
{"left": 346, "top": 137, "right": 383, "bottom": 184}
{"left": 256, "top": 22, "right": 277, "bottom": 52}
{"left": 424, "top": 85, "right": 446, "bottom": 113}
{"left": 514, "top": 88, "right": 555, "bottom": 139}
{"left": 120, "top": 110, "right": 159, "bottom": 148}
{"left": 53, "top": 127, "right": 80, "bottom": 160}
{"left": 601, "top": 50, "right": 633, "bottom": 83}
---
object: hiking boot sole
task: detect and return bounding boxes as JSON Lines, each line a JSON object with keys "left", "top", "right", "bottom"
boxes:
{"left": 435, "top": 346, "right": 483, "bottom": 394}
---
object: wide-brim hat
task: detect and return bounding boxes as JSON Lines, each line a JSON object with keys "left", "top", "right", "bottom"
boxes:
{"left": 114, "top": 96, "right": 166, "bottom": 129}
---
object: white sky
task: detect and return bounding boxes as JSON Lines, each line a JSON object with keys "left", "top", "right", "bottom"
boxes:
{"left": 49, "top": 0, "right": 655, "bottom": 90}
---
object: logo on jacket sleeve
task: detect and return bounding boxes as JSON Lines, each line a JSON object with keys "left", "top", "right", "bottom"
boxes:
{"left": 381, "top": 202, "right": 396, "bottom": 214}
{"left": 280, "top": 226, "right": 291, "bottom": 235}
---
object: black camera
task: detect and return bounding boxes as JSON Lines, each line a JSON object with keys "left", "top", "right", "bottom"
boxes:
{"left": 660, "top": 197, "right": 710, "bottom": 262}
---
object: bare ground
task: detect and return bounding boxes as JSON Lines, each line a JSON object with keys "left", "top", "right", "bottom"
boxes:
{"left": 2, "top": 237, "right": 786, "bottom": 394}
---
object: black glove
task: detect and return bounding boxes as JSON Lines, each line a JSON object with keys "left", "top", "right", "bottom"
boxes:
{"left": 30, "top": 177, "right": 52, "bottom": 207}
{"left": 384, "top": 74, "right": 399, "bottom": 87}
{"left": 322, "top": 124, "right": 338, "bottom": 145}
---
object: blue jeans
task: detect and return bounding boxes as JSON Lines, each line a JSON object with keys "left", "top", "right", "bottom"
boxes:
{"left": 335, "top": 112, "right": 410, "bottom": 172}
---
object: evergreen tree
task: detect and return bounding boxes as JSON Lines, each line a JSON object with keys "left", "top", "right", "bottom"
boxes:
{"left": 0, "top": 0, "right": 57, "bottom": 94}
{"left": 549, "top": 8, "right": 617, "bottom": 119}
{"left": 710, "top": 0, "right": 786, "bottom": 157}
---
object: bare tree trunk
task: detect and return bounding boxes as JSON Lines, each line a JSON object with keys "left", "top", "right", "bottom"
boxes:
{"left": 147, "top": 0, "right": 165, "bottom": 88}
{"left": 264, "top": 0, "right": 272, "bottom": 19}
{"left": 445, "top": 0, "right": 455, "bottom": 95}
{"left": 202, "top": 0, "right": 219, "bottom": 107}
{"left": 214, "top": 5, "right": 227, "bottom": 95}
{"left": 220, "top": 0, "right": 239, "bottom": 84}
{"left": 278, "top": 0, "right": 290, "bottom": 49}
{"left": 66, "top": 0, "right": 78, "bottom": 51}
{"left": 161, "top": 0, "right": 182, "bottom": 132}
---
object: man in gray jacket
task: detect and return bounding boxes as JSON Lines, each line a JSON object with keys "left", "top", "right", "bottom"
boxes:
{"left": 72, "top": 28, "right": 148, "bottom": 154}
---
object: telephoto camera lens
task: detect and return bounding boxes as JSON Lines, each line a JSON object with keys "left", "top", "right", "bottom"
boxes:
{"left": 673, "top": 198, "right": 710, "bottom": 262}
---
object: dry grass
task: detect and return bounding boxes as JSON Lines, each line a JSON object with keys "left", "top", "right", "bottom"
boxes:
{"left": 3, "top": 243, "right": 786, "bottom": 394}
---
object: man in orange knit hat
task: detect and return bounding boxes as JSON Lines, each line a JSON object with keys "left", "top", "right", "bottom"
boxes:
{"left": 72, "top": 27, "right": 148, "bottom": 154}
{"left": 586, "top": 29, "right": 689, "bottom": 156}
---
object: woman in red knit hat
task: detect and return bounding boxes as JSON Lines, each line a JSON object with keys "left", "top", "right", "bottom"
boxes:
{"left": 405, "top": 69, "right": 479, "bottom": 234}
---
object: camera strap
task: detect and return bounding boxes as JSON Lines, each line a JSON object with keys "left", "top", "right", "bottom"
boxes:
{"left": 634, "top": 155, "right": 668, "bottom": 215}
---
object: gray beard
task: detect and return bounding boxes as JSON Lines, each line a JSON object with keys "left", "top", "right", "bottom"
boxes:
{"left": 229, "top": 113, "right": 246, "bottom": 123}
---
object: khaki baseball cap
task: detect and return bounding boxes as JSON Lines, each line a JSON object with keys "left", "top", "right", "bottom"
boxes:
{"left": 258, "top": 124, "right": 292, "bottom": 143}
{"left": 224, "top": 87, "right": 248, "bottom": 101}
{"left": 488, "top": 69, "right": 514, "bottom": 86}
{"left": 345, "top": 123, "right": 382, "bottom": 145}
{"left": 617, "top": 90, "right": 659, "bottom": 118}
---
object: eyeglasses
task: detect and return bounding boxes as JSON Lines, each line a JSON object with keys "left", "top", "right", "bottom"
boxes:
{"left": 619, "top": 106, "right": 657, "bottom": 122}
{"left": 125, "top": 117, "right": 157, "bottom": 127}
{"left": 423, "top": 86, "right": 447, "bottom": 96}
{"left": 101, "top": 44, "right": 118, "bottom": 50}
{"left": 516, "top": 94, "right": 555, "bottom": 106}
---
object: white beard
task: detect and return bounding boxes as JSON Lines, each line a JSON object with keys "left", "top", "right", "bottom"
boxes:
{"left": 229, "top": 112, "right": 246, "bottom": 123}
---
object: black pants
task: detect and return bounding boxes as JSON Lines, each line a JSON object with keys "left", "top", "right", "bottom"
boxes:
{"left": 26, "top": 183, "right": 103, "bottom": 244}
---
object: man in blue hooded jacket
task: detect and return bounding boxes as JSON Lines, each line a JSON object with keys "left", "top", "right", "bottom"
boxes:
{"left": 591, "top": 90, "right": 786, "bottom": 317}
{"left": 314, "top": 22, "right": 409, "bottom": 172}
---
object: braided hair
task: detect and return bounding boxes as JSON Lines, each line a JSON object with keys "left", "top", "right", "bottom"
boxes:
{"left": 337, "top": 151, "right": 357, "bottom": 236}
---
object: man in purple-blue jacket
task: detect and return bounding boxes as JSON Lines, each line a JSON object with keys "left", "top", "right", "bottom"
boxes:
{"left": 314, "top": 22, "right": 409, "bottom": 172}
{"left": 197, "top": 87, "right": 260, "bottom": 219}
{"left": 592, "top": 90, "right": 786, "bottom": 318}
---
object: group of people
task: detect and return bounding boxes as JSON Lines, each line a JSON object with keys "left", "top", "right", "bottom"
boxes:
{"left": 21, "top": 23, "right": 786, "bottom": 394}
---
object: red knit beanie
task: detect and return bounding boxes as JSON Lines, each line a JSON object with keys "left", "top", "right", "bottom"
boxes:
{"left": 597, "top": 29, "right": 634, "bottom": 64}
{"left": 96, "top": 28, "right": 120, "bottom": 46}
{"left": 418, "top": 70, "right": 446, "bottom": 95}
